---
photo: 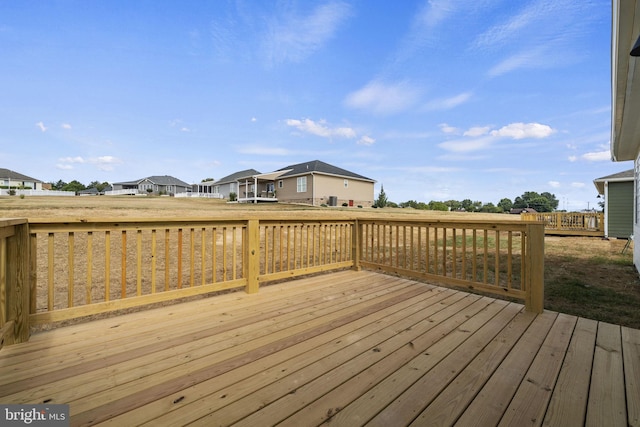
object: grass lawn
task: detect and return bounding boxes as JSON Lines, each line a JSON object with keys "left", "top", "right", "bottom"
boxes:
{"left": 2, "top": 196, "right": 639, "bottom": 328}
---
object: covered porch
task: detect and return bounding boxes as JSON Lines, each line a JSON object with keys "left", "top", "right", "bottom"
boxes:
{"left": 237, "top": 171, "right": 288, "bottom": 203}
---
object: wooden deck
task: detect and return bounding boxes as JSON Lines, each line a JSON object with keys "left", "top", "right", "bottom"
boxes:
{"left": 0, "top": 270, "right": 638, "bottom": 427}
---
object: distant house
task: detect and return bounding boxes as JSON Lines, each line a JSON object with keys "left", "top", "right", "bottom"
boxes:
{"left": 213, "top": 169, "right": 262, "bottom": 200}
{"left": 272, "top": 160, "right": 375, "bottom": 207}
{"left": 111, "top": 175, "right": 191, "bottom": 195}
{"left": 0, "top": 168, "right": 43, "bottom": 190}
{"left": 593, "top": 169, "right": 633, "bottom": 239}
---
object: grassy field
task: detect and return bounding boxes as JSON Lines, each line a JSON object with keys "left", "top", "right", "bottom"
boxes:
{"left": 2, "top": 196, "right": 639, "bottom": 328}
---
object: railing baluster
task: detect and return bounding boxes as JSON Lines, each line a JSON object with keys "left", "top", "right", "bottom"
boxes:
{"left": 232, "top": 226, "right": 237, "bottom": 280}
{"left": 48, "top": 233, "right": 54, "bottom": 310}
{"left": 151, "top": 229, "right": 157, "bottom": 293}
{"left": 461, "top": 229, "right": 466, "bottom": 281}
{"left": 189, "top": 228, "right": 195, "bottom": 287}
{"left": 87, "top": 231, "right": 93, "bottom": 304}
{"left": 121, "top": 230, "right": 127, "bottom": 298}
{"left": 164, "top": 229, "right": 170, "bottom": 290}
{"left": 105, "top": 231, "right": 111, "bottom": 301}
{"left": 494, "top": 230, "right": 500, "bottom": 288}
{"left": 201, "top": 227, "right": 206, "bottom": 286}
{"left": 178, "top": 228, "right": 183, "bottom": 288}
{"left": 68, "top": 232, "right": 74, "bottom": 307}
{"left": 483, "top": 229, "right": 488, "bottom": 284}
{"left": 137, "top": 230, "right": 143, "bottom": 296}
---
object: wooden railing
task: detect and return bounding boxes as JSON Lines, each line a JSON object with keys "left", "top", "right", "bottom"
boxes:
{"left": 359, "top": 219, "right": 544, "bottom": 313}
{"left": 0, "top": 219, "right": 30, "bottom": 349}
{"left": 522, "top": 212, "right": 604, "bottom": 236}
{"left": 1, "top": 215, "right": 545, "bottom": 346}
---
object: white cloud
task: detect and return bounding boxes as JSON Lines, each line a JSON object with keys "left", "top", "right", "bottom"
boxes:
{"left": 36, "top": 121, "right": 47, "bottom": 132}
{"left": 424, "top": 92, "right": 472, "bottom": 111}
{"left": 61, "top": 123, "right": 72, "bottom": 130}
{"left": 181, "top": 127, "right": 190, "bottom": 132}
{"left": 285, "top": 118, "right": 356, "bottom": 139}
{"left": 439, "top": 123, "right": 459, "bottom": 134}
{"left": 582, "top": 150, "right": 610, "bottom": 161}
{"left": 571, "top": 182, "right": 586, "bottom": 188}
{"left": 344, "top": 80, "right": 421, "bottom": 115}
{"left": 357, "top": 135, "right": 375, "bottom": 146}
{"left": 548, "top": 181, "right": 560, "bottom": 188}
{"left": 238, "top": 145, "right": 291, "bottom": 156}
{"left": 490, "top": 122, "right": 555, "bottom": 139}
{"left": 264, "top": 1, "right": 352, "bottom": 65}
{"left": 488, "top": 49, "right": 545, "bottom": 77}
{"left": 463, "top": 126, "right": 491, "bottom": 137}
{"left": 251, "top": 117, "right": 257, "bottom": 122}
{"left": 439, "top": 135, "right": 495, "bottom": 152}
{"left": 58, "top": 156, "right": 85, "bottom": 163}
{"left": 92, "top": 156, "right": 122, "bottom": 171}
{"left": 56, "top": 155, "right": 122, "bottom": 171}
{"left": 439, "top": 121, "right": 555, "bottom": 152}
{"left": 568, "top": 155, "right": 577, "bottom": 162}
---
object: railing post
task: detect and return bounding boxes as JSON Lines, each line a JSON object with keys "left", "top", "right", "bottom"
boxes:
{"left": 525, "top": 223, "right": 544, "bottom": 313}
{"left": 245, "top": 219, "right": 260, "bottom": 294}
{"left": 6, "top": 221, "right": 30, "bottom": 344}
{"left": 351, "top": 219, "right": 361, "bottom": 271}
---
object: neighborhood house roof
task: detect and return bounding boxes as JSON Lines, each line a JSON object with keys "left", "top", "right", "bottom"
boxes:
{"left": 593, "top": 169, "right": 634, "bottom": 194}
{"left": 0, "top": 168, "right": 42, "bottom": 183}
{"left": 113, "top": 175, "right": 191, "bottom": 187}
{"left": 216, "top": 169, "right": 261, "bottom": 184}
{"left": 276, "top": 160, "right": 375, "bottom": 182}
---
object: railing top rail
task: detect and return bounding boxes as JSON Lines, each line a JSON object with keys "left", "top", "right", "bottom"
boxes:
{"left": 0, "top": 218, "right": 28, "bottom": 227}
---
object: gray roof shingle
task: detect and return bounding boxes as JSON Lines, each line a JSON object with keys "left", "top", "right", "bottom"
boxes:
{"left": 276, "top": 160, "right": 374, "bottom": 182}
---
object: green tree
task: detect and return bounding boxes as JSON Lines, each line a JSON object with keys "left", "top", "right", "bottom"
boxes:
{"left": 513, "top": 191, "right": 556, "bottom": 212}
{"left": 479, "top": 202, "right": 500, "bottom": 213}
{"left": 444, "top": 200, "right": 462, "bottom": 211}
{"left": 62, "top": 180, "right": 86, "bottom": 193}
{"left": 428, "top": 201, "right": 449, "bottom": 211}
{"left": 461, "top": 199, "right": 475, "bottom": 212}
{"left": 374, "top": 185, "right": 388, "bottom": 208}
{"left": 50, "top": 180, "right": 67, "bottom": 190}
{"left": 497, "top": 198, "right": 513, "bottom": 212}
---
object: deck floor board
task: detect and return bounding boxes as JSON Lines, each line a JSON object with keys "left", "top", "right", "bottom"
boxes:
{"left": 0, "top": 270, "right": 637, "bottom": 427}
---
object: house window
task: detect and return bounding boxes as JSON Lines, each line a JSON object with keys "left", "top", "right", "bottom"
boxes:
{"left": 213, "top": 185, "right": 220, "bottom": 194}
{"left": 278, "top": 180, "right": 283, "bottom": 189}
{"left": 297, "top": 176, "right": 307, "bottom": 193}
{"left": 344, "top": 179, "right": 349, "bottom": 188}
{"left": 230, "top": 183, "right": 236, "bottom": 193}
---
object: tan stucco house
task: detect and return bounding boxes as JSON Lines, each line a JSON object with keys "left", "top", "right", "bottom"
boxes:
{"left": 274, "top": 160, "right": 375, "bottom": 207}
{"left": 233, "top": 160, "right": 375, "bottom": 206}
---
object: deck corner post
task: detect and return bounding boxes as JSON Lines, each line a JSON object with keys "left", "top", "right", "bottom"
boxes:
{"left": 6, "top": 221, "right": 30, "bottom": 344}
{"left": 525, "top": 222, "right": 544, "bottom": 313}
{"left": 245, "top": 219, "right": 260, "bottom": 294}
{"left": 352, "top": 219, "right": 361, "bottom": 271}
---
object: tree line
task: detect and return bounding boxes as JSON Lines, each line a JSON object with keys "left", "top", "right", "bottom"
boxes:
{"left": 49, "top": 180, "right": 111, "bottom": 193}
{"left": 374, "top": 186, "right": 560, "bottom": 213}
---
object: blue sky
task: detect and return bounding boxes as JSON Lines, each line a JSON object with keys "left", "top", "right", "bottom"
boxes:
{"left": 0, "top": 0, "right": 623, "bottom": 210}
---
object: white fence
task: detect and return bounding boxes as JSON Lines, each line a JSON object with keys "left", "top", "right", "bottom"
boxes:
{"left": 104, "top": 189, "right": 140, "bottom": 196}
{"left": 174, "top": 192, "right": 224, "bottom": 199}
{"left": 0, "top": 189, "right": 75, "bottom": 197}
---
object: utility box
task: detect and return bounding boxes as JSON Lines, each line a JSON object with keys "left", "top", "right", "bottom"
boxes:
{"left": 328, "top": 196, "right": 337, "bottom": 206}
